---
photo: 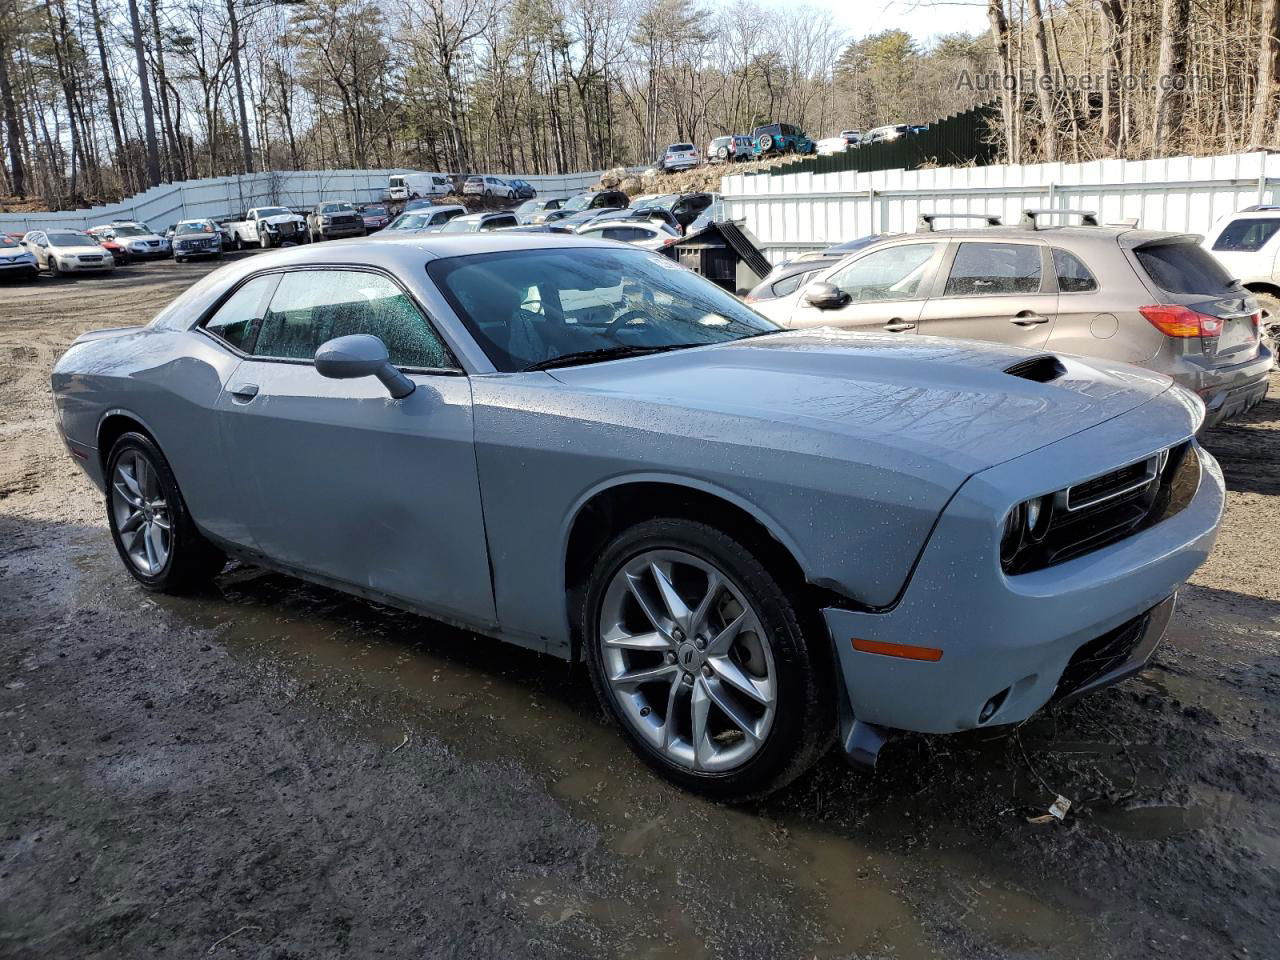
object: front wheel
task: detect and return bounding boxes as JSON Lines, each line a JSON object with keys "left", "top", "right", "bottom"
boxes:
{"left": 105, "top": 432, "right": 224, "bottom": 593}
{"left": 583, "top": 518, "right": 833, "bottom": 801}
{"left": 259, "top": 231, "right": 272, "bottom": 249}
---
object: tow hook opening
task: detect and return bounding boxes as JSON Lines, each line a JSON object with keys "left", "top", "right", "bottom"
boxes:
{"left": 979, "top": 687, "right": 1011, "bottom": 725}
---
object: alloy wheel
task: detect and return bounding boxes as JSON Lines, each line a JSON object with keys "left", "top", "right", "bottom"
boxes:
{"left": 598, "top": 549, "right": 777, "bottom": 773}
{"left": 110, "top": 450, "right": 172, "bottom": 576}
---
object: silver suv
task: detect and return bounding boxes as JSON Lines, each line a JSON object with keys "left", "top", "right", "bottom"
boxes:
{"left": 753, "top": 211, "right": 1274, "bottom": 427}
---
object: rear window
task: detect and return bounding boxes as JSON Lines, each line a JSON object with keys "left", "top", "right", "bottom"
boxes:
{"left": 1212, "top": 218, "right": 1280, "bottom": 252}
{"left": 669, "top": 144, "right": 694, "bottom": 153}
{"left": 1135, "top": 241, "right": 1236, "bottom": 295}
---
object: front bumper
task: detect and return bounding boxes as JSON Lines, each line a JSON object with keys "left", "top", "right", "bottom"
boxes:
{"left": 127, "top": 247, "right": 169, "bottom": 259}
{"left": 174, "top": 244, "right": 221, "bottom": 257}
{"left": 824, "top": 406, "right": 1224, "bottom": 735}
{"left": 317, "top": 225, "right": 365, "bottom": 238}
{"left": 58, "top": 259, "right": 113, "bottom": 272}
{"left": 0, "top": 261, "right": 38, "bottom": 278}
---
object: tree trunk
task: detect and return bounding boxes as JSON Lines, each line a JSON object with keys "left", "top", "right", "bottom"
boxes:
{"left": 986, "top": 0, "right": 1017, "bottom": 163}
{"left": 1026, "top": 0, "right": 1058, "bottom": 160}
{"left": 226, "top": 0, "right": 254, "bottom": 172}
{"left": 1250, "top": 0, "right": 1280, "bottom": 147}
{"left": 1152, "top": 0, "right": 1191, "bottom": 156}
{"left": 126, "top": 0, "right": 161, "bottom": 185}
{"left": 1100, "top": 0, "right": 1125, "bottom": 153}
{"left": 0, "top": 29, "right": 25, "bottom": 196}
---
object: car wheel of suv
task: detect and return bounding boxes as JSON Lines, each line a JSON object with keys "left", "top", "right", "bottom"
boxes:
{"left": 48, "top": 258, "right": 59, "bottom": 277}
{"left": 583, "top": 518, "right": 833, "bottom": 801}
{"left": 717, "top": 147, "right": 729, "bottom": 161}
{"left": 106, "top": 432, "right": 225, "bottom": 594}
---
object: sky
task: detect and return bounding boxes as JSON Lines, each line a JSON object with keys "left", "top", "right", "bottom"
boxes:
{"left": 753, "top": 0, "right": 989, "bottom": 43}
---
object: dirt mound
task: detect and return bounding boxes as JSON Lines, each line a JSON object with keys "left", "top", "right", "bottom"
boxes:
{"left": 594, "top": 153, "right": 807, "bottom": 199}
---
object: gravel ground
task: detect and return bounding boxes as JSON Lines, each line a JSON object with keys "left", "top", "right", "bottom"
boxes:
{"left": 1, "top": 258, "right": 1277, "bottom": 960}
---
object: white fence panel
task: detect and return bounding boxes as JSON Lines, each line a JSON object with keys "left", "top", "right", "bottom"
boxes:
{"left": 722, "top": 150, "right": 1280, "bottom": 263}
{"left": 0, "top": 168, "right": 603, "bottom": 233}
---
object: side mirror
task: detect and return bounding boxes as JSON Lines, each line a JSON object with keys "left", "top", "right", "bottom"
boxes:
{"left": 314, "top": 334, "right": 415, "bottom": 399}
{"left": 803, "top": 281, "right": 849, "bottom": 310}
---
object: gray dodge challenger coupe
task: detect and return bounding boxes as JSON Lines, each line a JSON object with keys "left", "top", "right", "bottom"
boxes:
{"left": 51, "top": 235, "right": 1224, "bottom": 799}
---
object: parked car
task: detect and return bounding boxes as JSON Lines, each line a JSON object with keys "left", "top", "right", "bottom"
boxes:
{"left": 0, "top": 235, "right": 39, "bottom": 280}
{"left": 501, "top": 224, "right": 575, "bottom": 235}
{"left": 508, "top": 179, "right": 538, "bottom": 200}
{"left": 751, "top": 123, "right": 815, "bottom": 156}
{"left": 437, "top": 211, "right": 520, "bottom": 233}
{"left": 543, "top": 191, "right": 629, "bottom": 224}
{"left": 88, "top": 221, "right": 169, "bottom": 260}
{"left": 1201, "top": 206, "right": 1280, "bottom": 329}
{"left": 52, "top": 233, "right": 1224, "bottom": 800}
{"left": 575, "top": 218, "right": 681, "bottom": 250}
{"left": 22, "top": 229, "right": 115, "bottom": 276}
{"left": 463, "top": 176, "right": 516, "bottom": 199}
{"left": 660, "top": 143, "right": 701, "bottom": 172}
{"left": 609, "top": 207, "right": 684, "bottom": 234}
{"left": 751, "top": 213, "right": 1273, "bottom": 427}
{"left": 863, "top": 124, "right": 910, "bottom": 145}
{"left": 547, "top": 209, "right": 626, "bottom": 231}
{"left": 515, "top": 197, "right": 565, "bottom": 224}
{"left": 170, "top": 219, "right": 225, "bottom": 262}
{"left": 840, "top": 129, "right": 862, "bottom": 146}
{"left": 789, "top": 234, "right": 889, "bottom": 264}
{"left": 641, "top": 192, "right": 718, "bottom": 230}
{"left": 378, "top": 205, "right": 468, "bottom": 235}
{"left": 816, "top": 136, "right": 851, "bottom": 156}
{"left": 358, "top": 203, "right": 392, "bottom": 232}
{"left": 743, "top": 259, "right": 831, "bottom": 304}
{"left": 87, "top": 230, "right": 130, "bottom": 265}
{"left": 707, "top": 135, "right": 753, "bottom": 163}
{"left": 388, "top": 173, "right": 452, "bottom": 201}
{"left": 224, "top": 207, "right": 308, "bottom": 249}
{"left": 307, "top": 202, "right": 366, "bottom": 242}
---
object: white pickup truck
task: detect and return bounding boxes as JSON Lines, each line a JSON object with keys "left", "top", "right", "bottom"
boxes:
{"left": 222, "top": 206, "right": 308, "bottom": 249}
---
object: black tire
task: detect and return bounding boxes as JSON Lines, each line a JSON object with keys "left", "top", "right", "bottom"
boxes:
{"left": 175, "top": 257, "right": 185, "bottom": 264}
{"left": 259, "top": 231, "right": 272, "bottom": 249}
{"left": 582, "top": 517, "right": 834, "bottom": 801}
{"left": 234, "top": 234, "right": 244, "bottom": 251}
{"left": 48, "top": 258, "right": 59, "bottom": 277}
{"left": 717, "top": 146, "right": 729, "bottom": 161}
{"left": 105, "top": 432, "right": 224, "bottom": 593}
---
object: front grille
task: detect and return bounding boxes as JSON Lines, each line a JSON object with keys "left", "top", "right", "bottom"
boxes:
{"left": 1053, "top": 608, "right": 1152, "bottom": 700}
{"left": 1007, "top": 443, "right": 1199, "bottom": 574}
{"left": 277, "top": 222, "right": 297, "bottom": 235}
{"left": 78, "top": 255, "right": 103, "bottom": 262}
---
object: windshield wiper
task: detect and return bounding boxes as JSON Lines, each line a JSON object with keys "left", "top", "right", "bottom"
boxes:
{"left": 523, "top": 343, "right": 694, "bottom": 372}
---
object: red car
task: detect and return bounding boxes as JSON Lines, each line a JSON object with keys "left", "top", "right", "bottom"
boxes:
{"left": 358, "top": 203, "right": 392, "bottom": 232}
{"left": 86, "top": 227, "right": 129, "bottom": 265}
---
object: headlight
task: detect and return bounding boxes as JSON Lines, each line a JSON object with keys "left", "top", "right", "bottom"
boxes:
{"left": 264, "top": 223, "right": 279, "bottom": 231}
{"left": 1000, "top": 494, "right": 1054, "bottom": 566}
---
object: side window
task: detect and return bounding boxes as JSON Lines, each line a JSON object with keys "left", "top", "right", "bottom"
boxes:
{"left": 203, "top": 274, "right": 277, "bottom": 351}
{"left": 602, "top": 227, "right": 644, "bottom": 241}
{"left": 773, "top": 270, "right": 817, "bottom": 298}
{"left": 481, "top": 216, "right": 516, "bottom": 231}
{"left": 253, "top": 270, "right": 452, "bottom": 369}
{"left": 828, "top": 243, "right": 939, "bottom": 303}
{"left": 1052, "top": 249, "right": 1098, "bottom": 293}
{"left": 944, "top": 243, "right": 1042, "bottom": 296}
{"left": 1212, "top": 218, "right": 1280, "bottom": 252}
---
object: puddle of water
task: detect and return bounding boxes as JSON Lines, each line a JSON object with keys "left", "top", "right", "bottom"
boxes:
{"left": 74, "top": 560, "right": 1107, "bottom": 959}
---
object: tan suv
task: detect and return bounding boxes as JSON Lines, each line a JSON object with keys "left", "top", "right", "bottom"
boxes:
{"left": 752, "top": 211, "right": 1274, "bottom": 427}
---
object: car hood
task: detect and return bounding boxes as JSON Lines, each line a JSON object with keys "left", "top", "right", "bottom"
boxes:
{"left": 51, "top": 245, "right": 111, "bottom": 256}
{"left": 547, "top": 329, "right": 1178, "bottom": 475}
{"left": 262, "top": 214, "right": 303, "bottom": 224}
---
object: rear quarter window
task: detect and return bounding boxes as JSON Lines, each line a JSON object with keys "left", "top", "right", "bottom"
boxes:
{"left": 1212, "top": 218, "right": 1280, "bottom": 252}
{"left": 1135, "top": 242, "right": 1236, "bottom": 296}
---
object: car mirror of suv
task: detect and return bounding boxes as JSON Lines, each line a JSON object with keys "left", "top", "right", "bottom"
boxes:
{"left": 803, "top": 281, "right": 849, "bottom": 310}
{"left": 314, "top": 334, "right": 416, "bottom": 400}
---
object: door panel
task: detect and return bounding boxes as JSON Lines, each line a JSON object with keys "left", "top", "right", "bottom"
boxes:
{"left": 786, "top": 241, "right": 943, "bottom": 333}
{"left": 215, "top": 364, "right": 495, "bottom": 626}
{"left": 918, "top": 241, "right": 1058, "bottom": 349}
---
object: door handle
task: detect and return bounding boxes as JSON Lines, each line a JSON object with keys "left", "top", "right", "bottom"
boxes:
{"left": 1010, "top": 313, "right": 1049, "bottom": 326}
{"left": 882, "top": 320, "right": 916, "bottom": 332}
{"left": 229, "top": 383, "right": 259, "bottom": 403}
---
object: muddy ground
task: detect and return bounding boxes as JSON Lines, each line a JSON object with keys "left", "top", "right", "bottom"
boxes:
{"left": 1, "top": 257, "right": 1277, "bottom": 960}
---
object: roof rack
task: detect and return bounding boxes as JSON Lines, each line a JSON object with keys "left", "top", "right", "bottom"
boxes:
{"left": 1020, "top": 208, "right": 1099, "bottom": 229}
{"left": 1241, "top": 204, "right": 1280, "bottom": 212}
{"left": 916, "top": 212, "right": 1002, "bottom": 233}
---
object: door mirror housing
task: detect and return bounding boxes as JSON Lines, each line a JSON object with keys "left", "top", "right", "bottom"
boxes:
{"left": 803, "top": 281, "right": 849, "bottom": 310}
{"left": 314, "top": 334, "right": 415, "bottom": 399}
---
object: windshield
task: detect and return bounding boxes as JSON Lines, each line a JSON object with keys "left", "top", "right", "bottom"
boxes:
{"left": 111, "top": 225, "right": 151, "bottom": 237}
{"left": 439, "top": 218, "right": 476, "bottom": 234}
{"left": 321, "top": 203, "right": 354, "bottom": 214}
{"left": 0, "top": 238, "right": 21, "bottom": 249}
{"left": 428, "top": 247, "right": 778, "bottom": 372}
{"left": 256, "top": 207, "right": 289, "bottom": 218}
{"left": 362, "top": 205, "right": 388, "bottom": 216}
{"left": 176, "top": 221, "right": 215, "bottom": 235}
{"left": 560, "top": 194, "right": 592, "bottom": 213}
{"left": 47, "top": 232, "right": 90, "bottom": 247}
{"left": 515, "top": 200, "right": 540, "bottom": 215}
{"left": 388, "top": 214, "right": 429, "bottom": 230}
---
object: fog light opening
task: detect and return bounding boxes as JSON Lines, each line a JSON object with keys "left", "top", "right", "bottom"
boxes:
{"left": 979, "top": 687, "right": 1010, "bottom": 724}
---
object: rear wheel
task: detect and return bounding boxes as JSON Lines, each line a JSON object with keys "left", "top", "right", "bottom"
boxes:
{"left": 105, "top": 432, "right": 224, "bottom": 593}
{"left": 717, "top": 146, "right": 729, "bottom": 161}
{"left": 583, "top": 518, "right": 832, "bottom": 801}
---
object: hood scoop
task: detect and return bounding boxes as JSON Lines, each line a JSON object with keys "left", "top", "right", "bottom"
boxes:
{"left": 1004, "top": 354, "right": 1066, "bottom": 383}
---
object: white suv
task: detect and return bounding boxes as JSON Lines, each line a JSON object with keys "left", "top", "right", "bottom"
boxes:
{"left": 1202, "top": 206, "right": 1280, "bottom": 325}
{"left": 660, "top": 143, "right": 700, "bottom": 172}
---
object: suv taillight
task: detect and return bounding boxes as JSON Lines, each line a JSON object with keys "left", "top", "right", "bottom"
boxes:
{"left": 1139, "top": 304, "right": 1223, "bottom": 338}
